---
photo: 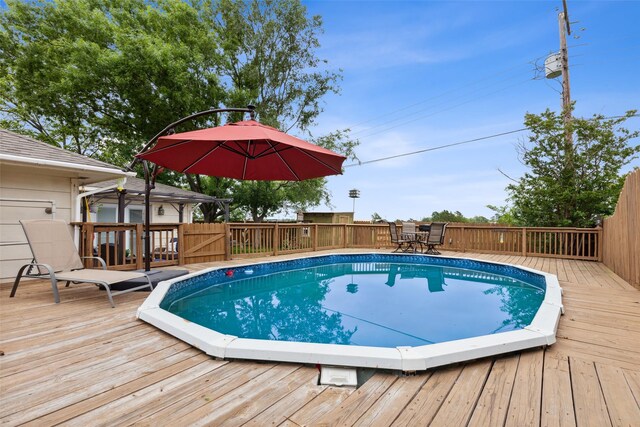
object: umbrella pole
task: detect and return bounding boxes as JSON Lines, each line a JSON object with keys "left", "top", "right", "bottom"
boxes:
{"left": 143, "top": 160, "right": 152, "bottom": 272}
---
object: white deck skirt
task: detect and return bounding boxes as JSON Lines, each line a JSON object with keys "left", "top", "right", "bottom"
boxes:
{"left": 137, "top": 253, "right": 563, "bottom": 372}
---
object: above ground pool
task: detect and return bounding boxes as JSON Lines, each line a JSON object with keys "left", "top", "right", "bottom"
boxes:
{"left": 138, "top": 253, "right": 563, "bottom": 372}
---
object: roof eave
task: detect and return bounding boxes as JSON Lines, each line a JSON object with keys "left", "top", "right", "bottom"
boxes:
{"left": 0, "top": 153, "right": 136, "bottom": 180}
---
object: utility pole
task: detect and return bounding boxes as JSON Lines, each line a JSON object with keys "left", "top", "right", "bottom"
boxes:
{"left": 558, "top": 0, "right": 573, "bottom": 151}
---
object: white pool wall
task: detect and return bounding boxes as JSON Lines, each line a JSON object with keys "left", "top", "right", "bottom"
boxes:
{"left": 137, "top": 252, "right": 563, "bottom": 372}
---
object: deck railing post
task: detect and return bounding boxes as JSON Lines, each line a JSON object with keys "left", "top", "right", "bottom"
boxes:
{"left": 84, "top": 223, "right": 94, "bottom": 267}
{"left": 313, "top": 224, "right": 318, "bottom": 252}
{"left": 135, "top": 224, "right": 144, "bottom": 269}
{"left": 596, "top": 226, "right": 603, "bottom": 262}
{"left": 178, "top": 223, "right": 185, "bottom": 265}
{"left": 273, "top": 223, "right": 279, "bottom": 256}
{"left": 224, "top": 223, "right": 231, "bottom": 260}
{"left": 522, "top": 227, "right": 527, "bottom": 257}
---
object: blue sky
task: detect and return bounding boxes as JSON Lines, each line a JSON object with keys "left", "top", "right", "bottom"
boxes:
{"left": 302, "top": 0, "right": 640, "bottom": 221}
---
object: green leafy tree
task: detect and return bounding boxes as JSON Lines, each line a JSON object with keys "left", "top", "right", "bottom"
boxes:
{"left": 214, "top": 0, "right": 340, "bottom": 131}
{"left": 486, "top": 204, "right": 518, "bottom": 225}
{"left": 207, "top": 0, "right": 358, "bottom": 221}
{"left": 422, "top": 210, "right": 468, "bottom": 223}
{"left": 371, "top": 212, "right": 385, "bottom": 223}
{"left": 508, "top": 109, "right": 639, "bottom": 227}
{"left": 1, "top": 0, "right": 358, "bottom": 222}
{"left": 0, "top": 0, "right": 225, "bottom": 161}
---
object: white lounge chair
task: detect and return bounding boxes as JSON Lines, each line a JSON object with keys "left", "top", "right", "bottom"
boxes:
{"left": 11, "top": 219, "right": 153, "bottom": 307}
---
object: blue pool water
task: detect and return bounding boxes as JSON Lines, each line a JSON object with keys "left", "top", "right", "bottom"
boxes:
{"left": 160, "top": 254, "right": 546, "bottom": 348}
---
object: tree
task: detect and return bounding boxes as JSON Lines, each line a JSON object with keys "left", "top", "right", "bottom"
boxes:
{"left": 213, "top": 0, "right": 341, "bottom": 132}
{"left": 206, "top": 0, "right": 358, "bottom": 221}
{"left": 486, "top": 205, "right": 518, "bottom": 225}
{"left": 1, "top": 0, "right": 357, "bottom": 222}
{"left": 371, "top": 212, "right": 385, "bottom": 223}
{"left": 508, "top": 109, "right": 639, "bottom": 227}
{"left": 1, "top": 0, "right": 225, "bottom": 162}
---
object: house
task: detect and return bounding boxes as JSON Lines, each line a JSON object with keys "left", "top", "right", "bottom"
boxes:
{"left": 0, "top": 129, "right": 226, "bottom": 282}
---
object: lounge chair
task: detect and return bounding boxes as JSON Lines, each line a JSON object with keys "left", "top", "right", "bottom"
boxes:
{"left": 388, "top": 222, "right": 416, "bottom": 253}
{"left": 11, "top": 219, "right": 153, "bottom": 307}
{"left": 423, "top": 222, "right": 448, "bottom": 255}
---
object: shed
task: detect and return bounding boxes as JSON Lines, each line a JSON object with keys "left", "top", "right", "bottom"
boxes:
{"left": 302, "top": 212, "right": 354, "bottom": 224}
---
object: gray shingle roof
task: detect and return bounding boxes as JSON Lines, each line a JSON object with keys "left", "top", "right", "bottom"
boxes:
{"left": 0, "top": 129, "right": 125, "bottom": 171}
{"left": 90, "top": 177, "right": 227, "bottom": 203}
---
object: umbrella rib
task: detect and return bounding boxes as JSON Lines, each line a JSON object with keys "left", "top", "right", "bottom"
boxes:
{"left": 182, "top": 143, "right": 225, "bottom": 173}
{"left": 294, "top": 147, "right": 344, "bottom": 174}
{"left": 221, "top": 142, "right": 252, "bottom": 157}
{"left": 251, "top": 145, "right": 292, "bottom": 159}
{"left": 264, "top": 141, "right": 300, "bottom": 180}
{"left": 144, "top": 139, "right": 195, "bottom": 156}
{"left": 242, "top": 156, "right": 248, "bottom": 179}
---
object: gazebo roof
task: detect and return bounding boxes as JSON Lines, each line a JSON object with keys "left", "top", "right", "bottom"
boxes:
{"left": 86, "top": 177, "right": 231, "bottom": 205}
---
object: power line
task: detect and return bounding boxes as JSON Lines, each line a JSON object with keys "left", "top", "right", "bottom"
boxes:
{"left": 345, "top": 114, "right": 639, "bottom": 168}
{"left": 344, "top": 128, "right": 527, "bottom": 168}
{"left": 348, "top": 62, "right": 531, "bottom": 131}
{"left": 350, "top": 68, "right": 534, "bottom": 137}
{"left": 355, "top": 78, "right": 532, "bottom": 140}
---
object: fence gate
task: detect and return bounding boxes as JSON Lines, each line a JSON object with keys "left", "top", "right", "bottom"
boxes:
{"left": 180, "top": 223, "right": 228, "bottom": 264}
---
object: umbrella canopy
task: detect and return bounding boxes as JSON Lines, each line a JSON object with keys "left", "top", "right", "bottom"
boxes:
{"left": 136, "top": 120, "right": 346, "bottom": 181}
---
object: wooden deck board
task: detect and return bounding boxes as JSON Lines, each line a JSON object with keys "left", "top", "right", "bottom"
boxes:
{"left": 505, "top": 349, "right": 544, "bottom": 426}
{"left": 314, "top": 372, "right": 398, "bottom": 426}
{"left": 429, "top": 360, "right": 493, "bottom": 426}
{"left": 391, "top": 366, "right": 462, "bottom": 426}
{"left": 596, "top": 363, "right": 640, "bottom": 426}
{"left": 541, "top": 353, "right": 576, "bottom": 427}
{"left": 1, "top": 251, "right": 639, "bottom": 426}
{"left": 570, "top": 358, "right": 613, "bottom": 427}
{"left": 352, "top": 374, "right": 429, "bottom": 426}
{"left": 467, "top": 355, "right": 519, "bottom": 427}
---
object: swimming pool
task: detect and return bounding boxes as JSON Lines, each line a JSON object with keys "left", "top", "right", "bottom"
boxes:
{"left": 138, "top": 253, "right": 563, "bottom": 371}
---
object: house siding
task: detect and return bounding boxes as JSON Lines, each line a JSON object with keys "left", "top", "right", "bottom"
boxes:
{"left": 0, "top": 164, "right": 77, "bottom": 282}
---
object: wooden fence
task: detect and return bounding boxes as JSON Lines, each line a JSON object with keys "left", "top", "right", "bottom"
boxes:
{"left": 603, "top": 169, "right": 640, "bottom": 289}
{"left": 78, "top": 221, "right": 603, "bottom": 271}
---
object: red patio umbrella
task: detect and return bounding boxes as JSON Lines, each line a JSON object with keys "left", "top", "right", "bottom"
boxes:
{"left": 133, "top": 113, "right": 346, "bottom": 271}
{"left": 136, "top": 120, "right": 346, "bottom": 181}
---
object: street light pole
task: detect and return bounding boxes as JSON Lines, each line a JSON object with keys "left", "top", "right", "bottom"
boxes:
{"left": 348, "top": 189, "right": 360, "bottom": 220}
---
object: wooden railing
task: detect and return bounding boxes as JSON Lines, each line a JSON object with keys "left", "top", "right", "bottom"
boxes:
{"left": 440, "top": 225, "right": 601, "bottom": 260}
{"left": 77, "top": 222, "right": 602, "bottom": 270}
{"left": 77, "top": 222, "right": 180, "bottom": 270}
{"left": 228, "top": 223, "right": 601, "bottom": 261}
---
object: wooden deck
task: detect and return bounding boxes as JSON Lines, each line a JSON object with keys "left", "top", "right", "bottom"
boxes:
{"left": 1, "top": 251, "right": 639, "bottom": 426}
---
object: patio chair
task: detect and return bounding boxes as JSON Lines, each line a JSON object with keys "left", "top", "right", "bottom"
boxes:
{"left": 401, "top": 222, "right": 424, "bottom": 252}
{"left": 423, "top": 222, "right": 448, "bottom": 255}
{"left": 388, "top": 222, "right": 415, "bottom": 253}
{"left": 11, "top": 219, "right": 153, "bottom": 307}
